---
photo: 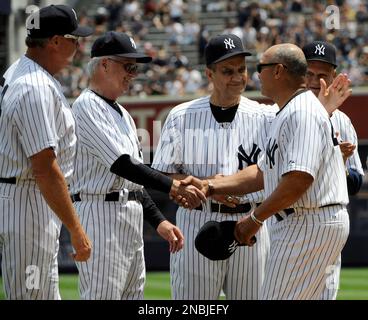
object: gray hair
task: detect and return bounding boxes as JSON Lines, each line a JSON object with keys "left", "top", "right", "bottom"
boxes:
{"left": 86, "top": 57, "right": 104, "bottom": 77}
{"left": 272, "top": 46, "right": 307, "bottom": 77}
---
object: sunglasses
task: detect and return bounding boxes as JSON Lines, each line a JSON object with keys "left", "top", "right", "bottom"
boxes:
{"left": 108, "top": 58, "right": 139, "bottom": 74}
{"left": 64, "top": 34, "right": 79, "bottom": 41}
{"left": 256, "top": 63, "right": 288, "bottom": 73}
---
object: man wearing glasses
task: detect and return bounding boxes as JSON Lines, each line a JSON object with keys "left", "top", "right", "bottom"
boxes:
{"left": 157, "top": 34, "right": 351, "bottom": 300}
{"left": 70, "top": 31, "right": 205, "bottom": 299}
{"left": 0, "top": 4, "right": 93, "bottom": 299}
{"left": 204, "top": 44, "right": 351, "bottom": 299}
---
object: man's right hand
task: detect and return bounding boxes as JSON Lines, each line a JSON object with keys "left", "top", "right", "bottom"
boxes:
{"left": 169, "top": 177, "right": 206, "bottom": 209}
{"left": 69, "top": 226, "right": 92, "bottom": 261}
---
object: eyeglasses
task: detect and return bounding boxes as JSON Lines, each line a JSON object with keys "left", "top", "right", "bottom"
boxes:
{"left": 64, "top": 34, "right": 79, "bottom": 41}
{"left": 108, "top": 58, "right": 139, "bottom": 74}
{"left": 256, "top": 63, "right": 288, "bottom": 73}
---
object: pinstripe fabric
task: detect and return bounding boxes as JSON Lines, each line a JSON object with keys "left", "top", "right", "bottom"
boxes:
{"left": 75, "top": 201, "right": 144, "bottom": 300}
{"left": 152, "top": 96, "right": 276, "bottom": 300}
{"left": 70, "top": 89, "right": 142, "bottom": 195}
{"left": 0, "top": 182, "right": 61, "bottom": 300}
{"left": 319, "top": 110, "right": 361, "bottom": 300}
{"left": 71, "top": 89, "right": 145, "bottom": 300}
{"left": 263, "top": 207, "right": 349, "bottom": 300}
{"left": 331, "top": 110, "right": 364, "bottom": 175}
{"left": 258, "top": 91, "right": 349, "bottom": 300}
{"left": 258, "top": 91, "right": 349, "bottom": 207}
{"left": 0, "top": 56, "right": 76, "bottom": 300}
{"left": 0, "top": 55, "right": 76, "bottom": 182}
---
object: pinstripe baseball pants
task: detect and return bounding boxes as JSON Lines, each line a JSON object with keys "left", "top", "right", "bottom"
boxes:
{"left": 171, "top": 207, "right": 270, "bottom": 300}
{"left": 0, "top": 182, "right": 61, "bottom": 300}
{"left": 75, "top": 198, "right": 145, "bottom": 300}
{"left": 261, "top": 206, "right": 349, "bottom": 300}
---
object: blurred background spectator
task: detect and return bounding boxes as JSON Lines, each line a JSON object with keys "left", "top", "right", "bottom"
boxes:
{"left": 52, "top": 0, "right": 368, "bottom": 98}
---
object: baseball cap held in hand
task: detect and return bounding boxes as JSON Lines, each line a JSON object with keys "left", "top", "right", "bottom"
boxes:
{"left": 27, "top": 5, "right": 93, "bottom": 38}
{"left": 302, "top": 41, "right": 337, "bottom": 68}
{"left": 205, "top": 34, "right": 251, "bottom": 66}
{"left": 195, "top": 220, "right": 256, "bottom": 260}
{"left": 91, "top": 31, "right": 152, "bottom": 63}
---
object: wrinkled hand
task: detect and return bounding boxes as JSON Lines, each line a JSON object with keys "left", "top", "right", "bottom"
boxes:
{"left": 318, "top": 73, "right": 352, "bottom": 115}
{"left": 69, "top": 225, "right": 92, "bottom": 261}
{"left": 169, "top": 178, "right": 206, "bottom": 209}
{"left": 234, "top": 213, "right": 259, "bottom": 246}
{"left": 157, "top": 220, "right": 184, "bottom": 253}
{"left": 340, "top": 141, "right": 356, "bottom": 163}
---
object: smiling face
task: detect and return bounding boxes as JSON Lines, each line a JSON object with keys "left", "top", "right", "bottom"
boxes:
{"left": 104, "top": 57, "right": 138, "bottom": 95}
{"left": 305, "top": 60, "right": 336, "bottom": 96}
{"left": 207, "top": 55, "right": 247, "bottom": 104}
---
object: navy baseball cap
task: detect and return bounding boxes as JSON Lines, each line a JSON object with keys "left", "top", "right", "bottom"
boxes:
{"left": 302, "top": 41, "right": 337, "bottom": 68}
{"left": 91, "top": 31, "right": 152, "bottom": 63}
{"left": 205, "top": 34, "right": 251, "bottom": 66}
{"left": 26, "top": 5, "right": 93, "bottom": 38}
{"left": 195, "top": 221, "right": 255, "bottom": 261}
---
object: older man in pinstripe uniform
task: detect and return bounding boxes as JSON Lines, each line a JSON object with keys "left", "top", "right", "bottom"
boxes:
{"left": 0, "top": 5, "right": 92, "bottom": 300}
{"left": 70, "top": 31, "right": 205, "bottom": 300}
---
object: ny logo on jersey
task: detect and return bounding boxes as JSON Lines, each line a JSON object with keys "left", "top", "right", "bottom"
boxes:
{"left": 314, "top": 44, "right": 326, "bottom": 56}
{"left": 237, "top": 143, "right": 262, "bottom": 170}
{"left": 224, "top": 38, "right": 235, "bottom": 50}
{"left": 130, "top": 37, "right": 137, "bottom": 49}
{"left": 266, "top": 139, "right": 278, "bottom": 169}
{"left": 228, "top": 240, "right": 238, "bottom": 253}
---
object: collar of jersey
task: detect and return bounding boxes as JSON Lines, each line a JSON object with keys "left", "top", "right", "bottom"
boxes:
{"left": 210, "top": 102, "right": 239, "bottom": 123}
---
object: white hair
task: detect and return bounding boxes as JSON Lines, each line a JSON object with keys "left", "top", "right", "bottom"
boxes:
{"left": 86, "top": 57, "right": 103, "bottom": 78}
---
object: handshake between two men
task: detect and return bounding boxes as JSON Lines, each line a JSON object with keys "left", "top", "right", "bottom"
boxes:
{"left": 167, "top": 173, "right": 252, "bottom": 247}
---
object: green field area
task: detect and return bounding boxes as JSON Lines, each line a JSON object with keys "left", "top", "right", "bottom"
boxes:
{"left": 1, "top": 268, "right": 368, "bottom": 300}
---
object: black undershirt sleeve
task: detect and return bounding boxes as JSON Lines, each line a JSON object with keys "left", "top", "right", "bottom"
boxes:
{"left": 110, "top": 154, "right": 173, "bottom": 193}
{"left": 346, "top": 168, "right": 363, "bottom": 196}
{"left": 142, "top": 189, "right": 166, "bottom": 230}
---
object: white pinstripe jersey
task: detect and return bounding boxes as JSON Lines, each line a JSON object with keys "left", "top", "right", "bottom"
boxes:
{"left": 152, "top": 95, "right": 277, "bottom": 204}
{"left": 70, "top": 89, "right": 143, "bottom": 195}
{"left": 331, "top": 110, "right": 364, "bottom": 175}
{"left": 258, "top": 90, "right": 349, "bottom": 208}
{"left": 0, "top": 55, "right": 76, "bottom": 182}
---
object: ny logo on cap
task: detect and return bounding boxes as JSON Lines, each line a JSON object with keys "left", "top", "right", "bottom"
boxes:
{"left": 314, "top": 44, "right": 326, "bottom": 56}
{"left": 228, "top": 240, "right": 238, "bottom": 253}
{"left": 130, "top": 37, "right": 137, "bottom": 49}
{"left": 224, "top": 38, "right": 235, "bottom": 50}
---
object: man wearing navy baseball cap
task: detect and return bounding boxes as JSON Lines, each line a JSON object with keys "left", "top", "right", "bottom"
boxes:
{"left": 26, "top": 4, "right": 93, "bottom": 39}
{"left": 205, "top": 33, "right": 252, "bottom": 66}
{"left": 0, "top": 4, "right": 93, "bottom": 299}
{"left": 303, "top": 40, "right": 364, "bottom": 300}
{"left": 151, "top": 33, "right": 274, "bottom": 300}
{"left": 24, "top": 4, "right": 93, "bottom": 74}
{"left": 70, "top": 32, "right": 207, "bottom": 299}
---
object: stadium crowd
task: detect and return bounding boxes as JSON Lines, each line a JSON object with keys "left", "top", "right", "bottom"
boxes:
{"left": 56, "top": 0, "right": 368, "bottom": 98}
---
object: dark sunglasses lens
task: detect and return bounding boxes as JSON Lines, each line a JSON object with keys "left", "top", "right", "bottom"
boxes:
{"left": 256, "top": 64, "right": 261, "bottom": 73}
{"left": 125, "top": 64, "right": 138, "bottom": 74}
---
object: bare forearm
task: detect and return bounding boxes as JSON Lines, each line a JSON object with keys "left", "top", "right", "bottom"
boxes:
{"left": 211, "top": 165, "right": 264, "bottom": 196}
{"left": 254, "top": 171, "right": 313, "bottom": 221}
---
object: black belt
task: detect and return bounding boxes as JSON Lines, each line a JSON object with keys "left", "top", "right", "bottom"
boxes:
{"left": 274, "top": 203, "right": 341, "bottom": 222}
{"left": 195, "top": 202, "right": 252, "bottom": 214}
{"left": 0, "top": 177, "right": 16, "bottom": 184}
{"left": 71, "top": 191, "right": 144, "bottom": 203}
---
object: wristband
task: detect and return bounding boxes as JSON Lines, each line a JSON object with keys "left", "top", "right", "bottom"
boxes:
{"left": 250, "top": 211, "right": 263, "bottom": 226}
